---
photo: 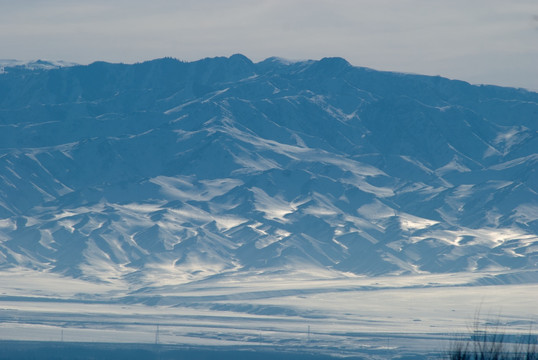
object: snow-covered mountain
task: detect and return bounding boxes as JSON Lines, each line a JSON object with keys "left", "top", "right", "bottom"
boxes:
{"left": 0, "top": 54, "right": 537, "bottom": 289}
{"left": 0, "top": 59, "right": 77, "bottom": 74}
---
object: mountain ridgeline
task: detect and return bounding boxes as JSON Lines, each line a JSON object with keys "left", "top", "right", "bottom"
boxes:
{"left": 0, "top": 55, "right": 537, "bottom": 286}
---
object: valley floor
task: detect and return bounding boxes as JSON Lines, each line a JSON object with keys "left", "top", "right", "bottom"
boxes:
{"left": 0, "top": 269, "right": 536, "bottom": 359}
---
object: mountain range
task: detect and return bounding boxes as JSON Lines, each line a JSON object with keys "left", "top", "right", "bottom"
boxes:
{"left": 0, "top": 55, "right": 537, "bottom": 290}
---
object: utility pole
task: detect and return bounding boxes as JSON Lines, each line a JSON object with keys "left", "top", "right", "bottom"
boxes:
{"left": 154, "top": 324, "right": 161, "bottom": 360}
{"left": 155, "top": 324, "right": 160, "bottom": 345}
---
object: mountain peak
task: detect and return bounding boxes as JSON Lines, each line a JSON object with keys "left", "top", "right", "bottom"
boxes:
{"left": 319, "top": 56, "right": 351, "bottom": 67}
{"left": 228, "top": 53, "right": 253, "bottom": 65}
{"left": 305, "top": 56, "right": 352, "bottom": 75}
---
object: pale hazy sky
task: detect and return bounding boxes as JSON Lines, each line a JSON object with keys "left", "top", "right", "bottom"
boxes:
{"left": 1, "top": 0, "right": 538, "bottom": 90}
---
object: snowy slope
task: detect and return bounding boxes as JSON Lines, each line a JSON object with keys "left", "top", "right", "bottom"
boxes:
{"left": 0, "top": 54, "right": 537, "bottom": 291}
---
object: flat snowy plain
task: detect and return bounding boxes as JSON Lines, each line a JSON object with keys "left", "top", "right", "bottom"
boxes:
{"left": 1, "top": 268, "right": 536, "bottom": 358}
